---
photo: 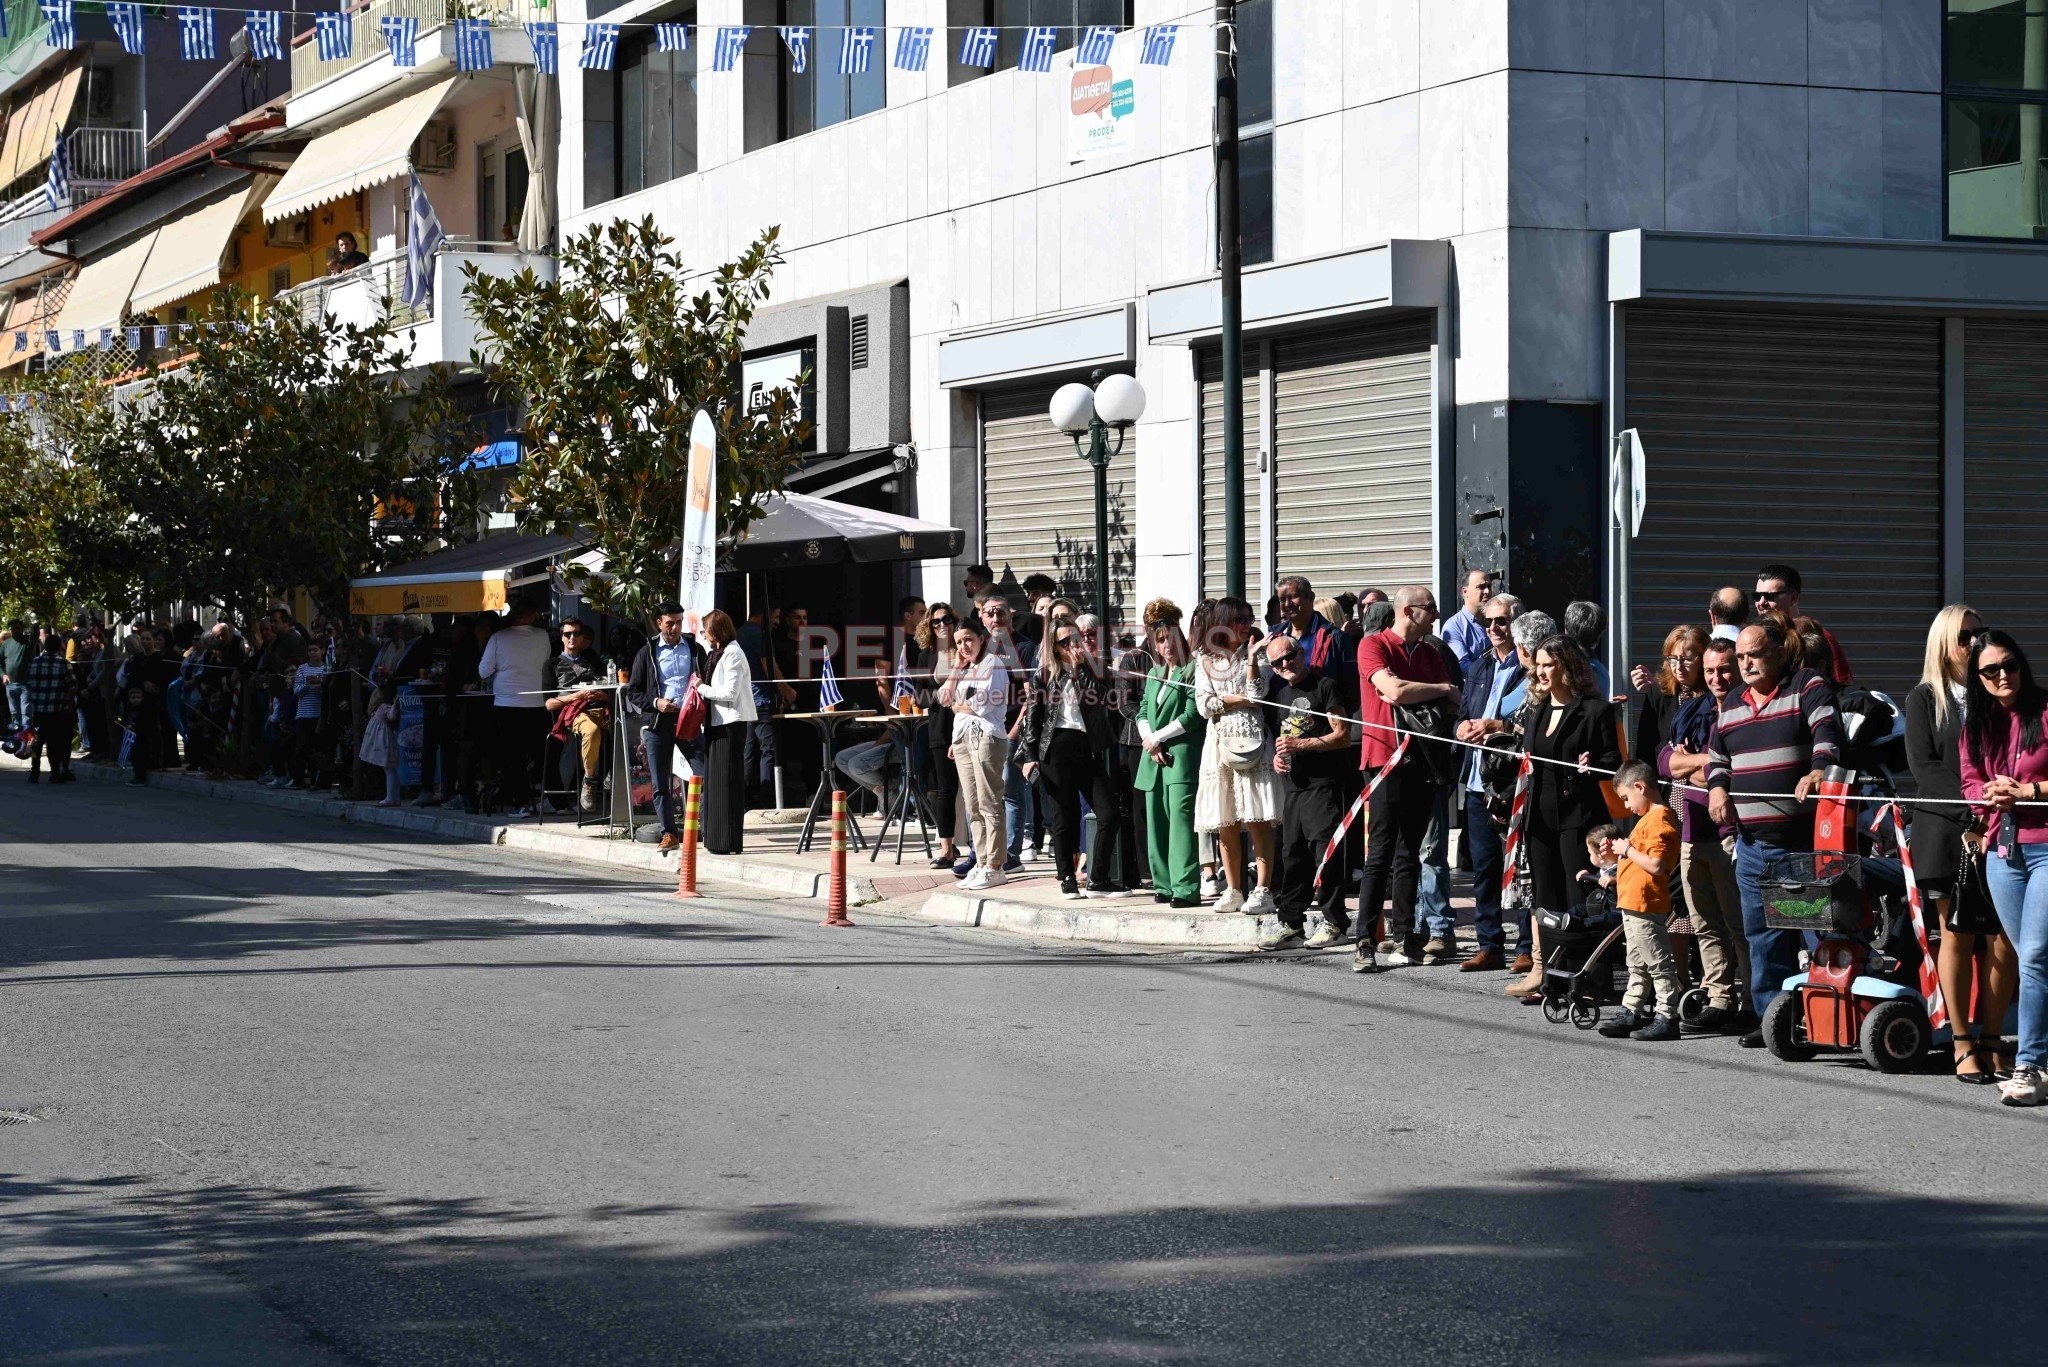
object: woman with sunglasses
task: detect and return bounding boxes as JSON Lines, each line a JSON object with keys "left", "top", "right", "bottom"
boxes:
{"left": 1017, "top": 616, "right": 1120, "bottom": 899}
{"left": 1906, "top": 606, "right": 2017, "bottom": 1083}
{"left": 912, "top": 604, "right": 964, "bottom": 869}
{"left": 1960, "top": 629, "right": 2048, "bottom": 1105}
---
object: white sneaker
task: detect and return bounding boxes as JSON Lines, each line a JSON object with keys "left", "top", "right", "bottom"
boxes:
{"left": 1200, "top": 873, "right": 1222, "bottom": 900}
{"left": 1242, "top": 886, "right": 1277, "bottom": 918}
{"left": 979, "top": 866, "right": 1008, "bottom": 888}
{"left": 2000, "top": 1066, "right": 2046, "bottom": 1107}
{"left": 1304, "top": 923, "right": 1348, "bottom": 949}
{"left": 961, "top": 868, "right": 992, "bottom": 892}
{"left": 1213, "top": 887, "right": 1245, "bottom": 915}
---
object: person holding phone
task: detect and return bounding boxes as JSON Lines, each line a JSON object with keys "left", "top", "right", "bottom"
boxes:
{"left": 943, "top": 617, "right": 1010, "bottom": 892}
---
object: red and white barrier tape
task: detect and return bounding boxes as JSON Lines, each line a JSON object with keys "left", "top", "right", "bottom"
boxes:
{"left": 1880, "top": 801, "right": 1948, "bottom": 1032}
{"left": 1311, "top": 736, "right": 1408, "bottom": 892}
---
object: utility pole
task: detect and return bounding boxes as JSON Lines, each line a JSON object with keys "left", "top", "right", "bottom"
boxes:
{"left": 1214, "top": 1, "right": 1245, "bottom": 603}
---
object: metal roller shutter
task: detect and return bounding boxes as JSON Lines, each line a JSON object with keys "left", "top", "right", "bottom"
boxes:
{"left": 981, "top": 382, "right": 1137, "bottom": 620}
{"left": 1272, "top": 318, "right": 1434, "bottom": 598}
{"left": 1624, "top": 307, "right": 1942, "bottom": 696}
{"left": 1964, "top": 319, "right": 2048, "bottom": 649}
{"left": 1198, "top": 348, "right": 1260, "bottom": 601}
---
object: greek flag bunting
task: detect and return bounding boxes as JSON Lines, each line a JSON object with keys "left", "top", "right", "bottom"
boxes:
{"left": 40, "top": 0, "right": 74, "bottom": 49}
{"left": 892, "top": 25, "right": 931, "bottom": 72}
{"left": 44, "top": 330, "right": 59, "bottom": 353}
{"left": 315, "top": 10, "right": 351, "bottom": 61}
{"left": 125, "top": 327, "right": 143, "bottom": 350}
{"left": 1018, "top": 25, "right": 1058, "bottom": 72}
{"left": 654, "top": 22, "right": 687, "bottom": 53}
{"left": 454, "top": 17, "right": 492, "bottom": 72}
{"left": 957, "top": 25, "right": 996, "bottom": 68}
{"left": 778, "top": 25, "right": 810, "bottom": 74}
{"left": 1140, "top": 23, "right": 1178, "bottom": 66}
{"left": 43, "top": 130, "right": 68, "bottom": 208}
{"left": 579, "top": 22, "right": 618, "bottom": 70}
{"left": 12, "top": 332, "right": 24, "bottom": 354}
{"left": 712, "top": 25, "right": 748, "bottom": 72}
{"left": 838, "top": 24, "right": 874, "bottom": 75}
{"left": 178, "top": 7, "right": 216, "bottom": 60}
{"left": 1076, "top": 25, "right": 1115, "bottom": 65}
{"left": 246, "top": 11, "right": 284, "bottom": 62}
{"left": 98, "top": 327, "right": 112, "bottom": 350}
{"left": 381, "top": 14, "right": 418, "bottom": 68}
{"left": 526, "top": 21, "right": 557, "bottom": 76}
{"left": 108, "top": 2, "right": 144, "bottom": 55}
{"left": 71, "top": 329, "right": 84, "bottom": 352}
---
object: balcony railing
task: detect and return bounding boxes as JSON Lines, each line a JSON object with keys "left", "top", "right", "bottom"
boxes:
{"left": 0, "top": 129, "right": 143, "bottom": 256}
{"left": 271, "top": 241, "right": 547, "bottom": 367}
{"left": 66, "top": 127, "right": 146, "bottom": 185}
{"left": 289, "top": 0, "right": 551, "bottom": 92}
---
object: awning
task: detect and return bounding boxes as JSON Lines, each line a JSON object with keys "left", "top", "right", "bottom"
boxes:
{"left": 347, "top": 529, "right": 583, "bottom": 616}
{"left": 728, "top": 493, "right": 964, "bottom": 571}
{"left": 52, "top": 229, "right": 160, "bottom": 339}
{"left": 0, "top": 66, "right": 81, "bottom": 189}
{"left": 265, "top": 78, "right": 455, "bottom": 224}
{"left": 129, "top": 175, "right": 274, "bottom": 317}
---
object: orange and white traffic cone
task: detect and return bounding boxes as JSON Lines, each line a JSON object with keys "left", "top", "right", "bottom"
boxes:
{"left": 674, "top": 776, "right": 702, "bottom": 899}
{"left": 821, "top": 788, "right": 854, "bottom": 926}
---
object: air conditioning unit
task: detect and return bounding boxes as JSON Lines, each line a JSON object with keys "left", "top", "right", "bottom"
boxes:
{"left": 413, "top": 118, "right": 457, "bottom": 174}
{"left": 265, "top": 215, "right": 310, "bottom": 247}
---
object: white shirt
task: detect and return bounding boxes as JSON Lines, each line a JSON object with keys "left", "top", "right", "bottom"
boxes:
{"left": 478, "top": 623, "right": 551, "bottom": 707}
{"left": 951, "top": 657, "right": 1010, "bottom": 740}
{"left": 696, "top": 643, "right": 758, "bottom": 725}
{"left": 1053, "top": 677, "right": 1087, "bottom": 732}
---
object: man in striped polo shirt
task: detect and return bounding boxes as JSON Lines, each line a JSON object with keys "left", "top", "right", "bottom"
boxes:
{"left": 1706, "top": 622, "right": 1845, "bottom": 1044}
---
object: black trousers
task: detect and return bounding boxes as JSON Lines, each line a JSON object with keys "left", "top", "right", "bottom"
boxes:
{"left": 704, "top": 721, "right": 746, "bottom": 854}
{"left": 1525, "top": 815, "right": 1594, "bottom": 915}
{"left": 1116, "top": 743, "right": 1147, "bottom": 888}
{"left": 1278, "top": 781, "right": 1348, "bottom": 930}
{"left": 29, "top": 710, "right": 74, "bottom": 774}
{"left": 131, "top": 704, "right": 171, "bottom": 779}
{"left": 1357, "top": 763, "right": 1441, "bottom": 944}
{"left": 493, "top": 706, "right": 550, "bottom": 807}
{"left": 1040, "top": 729, "right": 1120, "bottom": 885}
{"left": 929, "top": 736, "right": 959, "bottom": 842}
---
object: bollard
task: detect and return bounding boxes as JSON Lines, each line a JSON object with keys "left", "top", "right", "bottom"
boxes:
{"left": 821, "top": 788, "right": 855, "bottom": 927}
{"left": 674, "top": 776, "right": 702, "bottom": 899}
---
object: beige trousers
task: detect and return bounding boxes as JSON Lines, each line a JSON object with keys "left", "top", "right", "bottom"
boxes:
{"left": 953, "top": 726, "right": 1008, "bottom": 865}
{"left": 1621, "top": 912, "right": 1684, "bottom": 1017}
{"left": 1681, "top": 834, "right": 1749, "bottom": 1009}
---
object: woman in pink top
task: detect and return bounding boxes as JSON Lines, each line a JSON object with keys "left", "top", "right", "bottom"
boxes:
{"left": 1959, "top": 629, "right": 2048, "bottom": 1107}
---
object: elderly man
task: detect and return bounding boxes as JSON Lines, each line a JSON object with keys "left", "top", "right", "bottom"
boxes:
{"left": 1707, "top": 621, "right": 1844, "bottom": 1046}
{"left": 1707, "top": 586, "right": 1751, "bottom": 642}
{"left": 1260, "top": 630, "right": 1355, "bottom": 951}
{"left": 1452, "top": 595, "right": 1532, "bottom": 971}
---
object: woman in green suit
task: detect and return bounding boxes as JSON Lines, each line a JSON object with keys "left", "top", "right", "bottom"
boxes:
{"left": 1135, "top": 599, "right": 1204, "bottom": 908}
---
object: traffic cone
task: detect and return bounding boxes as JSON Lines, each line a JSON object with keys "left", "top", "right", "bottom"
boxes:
{"left": 822, "top": 788, "right": 854, "bottom": 926}
{"left": 674, "top": 776, "right": 702, "bottom": 899}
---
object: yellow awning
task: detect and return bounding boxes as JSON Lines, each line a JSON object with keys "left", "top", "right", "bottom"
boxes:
{"left": 52, "top": 229, "right": 161, "bottom": 339}
{"left": 349, "top": 579, "right": 509, "bottom": 616}
{"left": 265, "top": 78, "right": 456, "bottom": 224}
{"left": 0, "top": 67, "right": 83, "bottom": 189}
{"left": 129, "top": 176, "right": 275, "bottom": 317}
{"left": 347, "top": 531, "right": 583, "bottom": 617}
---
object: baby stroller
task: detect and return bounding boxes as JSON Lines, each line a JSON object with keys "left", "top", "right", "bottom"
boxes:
{"left": 1538, "top": 879, "right": 1628, "bottom": 1029}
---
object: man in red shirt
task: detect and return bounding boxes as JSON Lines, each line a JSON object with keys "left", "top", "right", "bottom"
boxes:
{"left": 1353, "top": 584, "right": 1462, "bottom": 973}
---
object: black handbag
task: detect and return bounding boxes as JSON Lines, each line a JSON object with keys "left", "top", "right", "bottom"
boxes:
{"left": 1948, "top": 840, "right": 2001, "bottom": 936}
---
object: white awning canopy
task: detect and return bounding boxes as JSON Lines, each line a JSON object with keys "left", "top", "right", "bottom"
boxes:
{"left": 129, "top": 175, "right": 275, "bottom": 317}
{"left": 264, "top": 78, "right": 455, "bottom": 224}
{"left": 52, "top": 228, "right": 160, "bottom": 338}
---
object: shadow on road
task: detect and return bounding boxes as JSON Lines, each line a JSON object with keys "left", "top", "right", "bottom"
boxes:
{"left": 1, "top": 1167, "right": 2038, "bottom": 1364}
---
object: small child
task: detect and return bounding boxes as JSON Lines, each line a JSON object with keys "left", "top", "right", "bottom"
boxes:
{"left": 1594, "top": 760, "right": 1684, "bottom": 1041}
{"left": 358, "top": 679, "right": 401, "bottom": 807}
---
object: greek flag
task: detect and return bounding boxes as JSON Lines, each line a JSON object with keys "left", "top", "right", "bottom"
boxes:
{"left": 453, "top": 17, "right": 492, "bottom": 72}
{"left": 404, "top": 172, "right": 444, "bottom": 311}
{"left": 178, "top": 7, "right": 215, "bottom": 60}
{"left": 892, "top": 25, "right": 931, "bottom": 72}
{"left": 654, "top": 22, "right": 687, "bottom": 52}
{"left": 957, "top": 25, "right": 996, "bottom": 67}
{"left": 71, "top": 329, "right": 84, "bottom": 351}
{"left": 1018, "top": 25, "right": 1058, "bottom": 72}
{"left": 838, "top": 23, "right": 874, "bottom": 75}
{"left": 712, "top": 25, "right": 748, "bottom": 71}
{"left": 108, "top": 2, "right": 144, "bottom": 54}
{"left": 1076, "top": 25, "right": 1115, "bottom": 65}
{"left": 381, "top": 14, "right": 418, "bottom": 67}
{"left": 578, "top": 22, "right": 618, "bottom": 70}
{"left": 778, "top": 25, "right": 809, "bottom": 73}
{"left": 1140, "top": 23, "right": 1177, "bottom": 66}
{"left": 525, "top": 21, "right": 557, "bottom": 76}
{"left": 12, "top": 332, "right": 24, "bottom": 354}
{"left": 98, "top": 327, "right": 113, "bottom": 350}
{"left": 43, "top": 131, "right": 68, "bottom": 208}
{"left": 44, "top": 330, "right": 59, "bottom": 353}
{"left": 125, "top": 327, "right": 143, "bottom": 350}
{"left": 40, "top": 0, "right": 73, "bottom": 49}
{"left": 246, "top": 11, "right": 284, "bottom": 62}
{"left": 819, "top": 656, "right": 844, "bottom": 710}
{"left": 315, "top": 10, "right": 351, "bottom": 61}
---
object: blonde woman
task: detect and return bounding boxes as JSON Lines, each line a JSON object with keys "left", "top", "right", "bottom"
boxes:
{"left": 1905, "top": 603, "right": 2018, "bottom": 1083}
{"left": 1192, "top": 595, "right": 1280, "bottom": 915}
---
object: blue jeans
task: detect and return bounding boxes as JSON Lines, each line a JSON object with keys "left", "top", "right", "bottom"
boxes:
{"left": 835, "top": 737, "right": 895, "bottom": 796}
{"left": 1464, "top": 789, "right": 1514, "bottom": 952}
{"left": 1736, "top": 834, "right": 1808, "bottom": 1015}
{"left": 641, "top": 723, "right": 703, "bottom": 836}
{"left": 1413, "top": 786, "right": 1454, "bottom": 939}
{"left": 1003, "top": 748, "right": 1037, "bottom": 861}
{"left": 1986, "top": 842, "right": 2048, "bottom": 1070}
{"left": 4, "top": 682, "right": 27, "bottom": 731}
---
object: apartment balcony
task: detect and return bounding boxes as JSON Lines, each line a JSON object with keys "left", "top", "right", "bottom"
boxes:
{"left": 274, "top": 242, "right": 552, "bottom": 369}
{"left": 288, "top": 0, "right": 547, "bottom": 125}
{"left": 0, "top": 128, "right": 147, "bottom": 258}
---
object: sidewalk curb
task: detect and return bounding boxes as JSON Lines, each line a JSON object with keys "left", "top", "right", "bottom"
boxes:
{"left": 919, "top": 890, "right": 1265, "bottom": 949}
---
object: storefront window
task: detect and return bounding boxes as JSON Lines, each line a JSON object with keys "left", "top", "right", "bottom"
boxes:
{"left": 1946, "top": 1, "right": 2048, "bottom": 239}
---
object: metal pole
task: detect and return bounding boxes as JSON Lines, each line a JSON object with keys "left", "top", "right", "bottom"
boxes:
{"left": 1215, "top": 0, "right": 1245, "bottom": 603}
{"left": 1092, "top": 423, "right": 1111, "bottom": 631}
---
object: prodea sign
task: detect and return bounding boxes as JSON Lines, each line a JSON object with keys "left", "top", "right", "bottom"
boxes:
{"left": 1067, "top": 36, "right": 1137, "bottom": 161}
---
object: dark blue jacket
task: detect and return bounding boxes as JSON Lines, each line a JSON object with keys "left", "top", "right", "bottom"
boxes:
{"left": 1461, "top": 650, "right": 1525, "bottom": 722}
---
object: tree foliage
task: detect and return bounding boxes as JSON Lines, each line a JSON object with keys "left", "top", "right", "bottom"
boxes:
{"left": 0, "top": 366, "right": 147, "bottom": 619}
{"left": 464, "top": 217, "right": 812, "bottom": 621}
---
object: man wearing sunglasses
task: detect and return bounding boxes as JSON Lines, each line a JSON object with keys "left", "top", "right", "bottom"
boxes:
{"left": 1451, "top": 594, "right": 1527, "bottom": 971}
{"left": 1755, "top": 563, "right": 1853, "bottom": 685}
{"left": 544, "top": 619, "right": 611, "bottom": 814}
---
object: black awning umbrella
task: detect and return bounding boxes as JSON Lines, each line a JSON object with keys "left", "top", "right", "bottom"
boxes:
{"left": 725, "top": 492, "right": 965, "bottom": 571}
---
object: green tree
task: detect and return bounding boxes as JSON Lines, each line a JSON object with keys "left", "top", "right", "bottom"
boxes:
{"left": 464, "top": 217, "right": 812, "bottom": 620}
{"left": 0, "top": 366, "right": 149, "bottom": 621}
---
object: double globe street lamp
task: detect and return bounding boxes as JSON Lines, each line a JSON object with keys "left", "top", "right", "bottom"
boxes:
{"left": 1048, "top": 371, "right": 1147, "bottom": 633}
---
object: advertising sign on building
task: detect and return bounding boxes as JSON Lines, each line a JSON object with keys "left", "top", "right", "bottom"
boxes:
{"left": 1067, "top": 33, "right": 1138, "bottom": 162}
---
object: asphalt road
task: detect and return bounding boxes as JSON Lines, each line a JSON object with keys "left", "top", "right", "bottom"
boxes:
{"left": 1, "top": 774, "right": 2041, "bottom": 1366}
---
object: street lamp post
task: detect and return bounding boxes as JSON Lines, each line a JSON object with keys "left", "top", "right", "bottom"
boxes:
{"left": 1049, "top": 371, "right": 1148, "bottom": 634}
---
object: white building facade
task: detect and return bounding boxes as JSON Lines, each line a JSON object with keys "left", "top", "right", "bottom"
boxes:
{"left": 558, "top": 0, "right": 2048, "bottom": 696}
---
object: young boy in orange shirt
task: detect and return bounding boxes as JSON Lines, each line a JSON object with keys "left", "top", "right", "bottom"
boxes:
{"left": 1594, "top": 760, "right": 1683, "bottom": 1041}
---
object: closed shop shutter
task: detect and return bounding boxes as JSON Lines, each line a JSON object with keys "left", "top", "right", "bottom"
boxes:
{"left": 1624, "top": 307, "right": 1942, "bottom": 696}
{"left": 981, "top": 382, "right": 1137, "bottom": 620}
{"left": 1271, "top": 317, "right": 1434, "bottom": 598}
{"left": 1964, "top": 319, "right": 2048, "bottom": 649}
{"left": 1198, "top": 347, "right": 1260, "bottom": 601}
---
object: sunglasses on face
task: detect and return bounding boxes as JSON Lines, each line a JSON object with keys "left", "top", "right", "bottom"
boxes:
{"left": 1979, "top": 660, "right": 2019, "bottom": 680}
{"left": 1483, "top": 616, "right": 1512, "bottom": 629}
{"left": 930, "top": 615, "right": 954, "bottom": 627}
{"left": 1959, "top": 627, "right": 1985, "bottom": 647}
{"left": 1754, "top": 589, "right": 1784, "bottom": 602}
{"left": 1055, "top": 636, "right": 1079, "bottom": 649}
